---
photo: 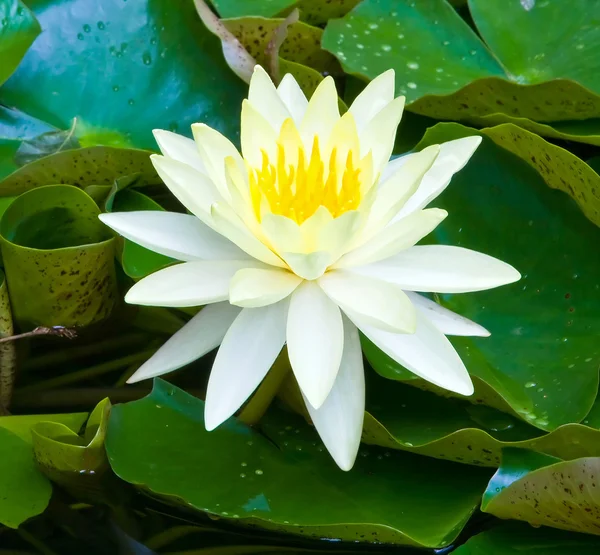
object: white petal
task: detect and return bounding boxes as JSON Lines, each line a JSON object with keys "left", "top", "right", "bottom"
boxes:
{"left": 336, "top": 208, "right": 447, "bottom": 269}
{"left": 277, "top": 73, "right": 308, "bottom": 125}
{"left": 287, "top": 281, "right": 343, "bottom": 409}
{"left": 319, "top": 271, "right": 416, "bottom": 334}
{"left": 229, "top": 268, "right": 302, "bottom": 308}
{"left": 153, "top": 130, "right": 206, "bottom": 173}
{"left": 300, "top": 76, "right": 340, "bottom": 147}
{"left": 191, "top": 123, "right": 245, "bottom": 200}
{"left": 240, "top": 99, "right": 278, "bottom": 168}
{"left": 394, "top": 136, "right": 482, "bottom": 219}
{"left": 354, "top": 311, "right": 474, "bottom": 396}
{"left": 405, "top": 291, "right": 490, "bottom": 337}
{"left": 355, "top": 245, "right": 521, "bottom": 294}
{"left": 210, "top": 203, "right": 286, "bottom": 268}
{"left": 281, "top": 251, "right": 334, "bottom": 280}
{"left": 151, "top": 154, "right": 221, "bottom": 223}
{"left": 125, "top": 260, "right": 258, "bottom": 307}
{"left": 349, "top": 69, "right": 394, "bottom": 133}
{"left": 360, "top": 96, "right": 405, "bottom": 175}
{"left": 205, "top": 301, "right": 288, "bottom": 430}
{"left": 304, "top": 316, "right": 364, "bottom": 471}
{"left": 363, "top": 145, "right": 440, "bottom": 240}
{"left": 99, "top": 211, "right": 248, "bottom": 261}
{"left": 248, "top": 65, "right": 291, "bottom": 133}
{"left": 127, "top": 303, "right": 240, "bottom": 383}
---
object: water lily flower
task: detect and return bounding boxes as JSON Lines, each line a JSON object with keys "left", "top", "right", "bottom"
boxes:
{"left": 99, "top": 66, "right": 520, "bottom": 471}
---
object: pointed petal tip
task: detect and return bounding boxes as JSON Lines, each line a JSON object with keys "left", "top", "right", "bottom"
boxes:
{"left": 204, "top": 402, "right": 229, "bottom": 431}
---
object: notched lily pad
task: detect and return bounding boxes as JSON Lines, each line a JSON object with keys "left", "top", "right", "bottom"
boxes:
{"left": 482, "top": 449, "right": 600, "bottom": 535}
{"left": 107, "top": 380, "right": 491, "bottom": 548}
{"left": 0, "top": 185, "right": 118, "bottom": 328}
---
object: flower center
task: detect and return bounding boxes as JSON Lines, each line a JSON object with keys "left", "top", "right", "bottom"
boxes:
{"left": 249, "top": 133, "right": 362, "bottom": 225}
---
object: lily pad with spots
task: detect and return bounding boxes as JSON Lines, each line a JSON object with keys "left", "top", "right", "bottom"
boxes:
{"left": 482, "top": 449, "right": 600, "bottom": 535}
{"left": 0, "top": 185, "right": 118, "bottom": 328}
{"left": 223, "top": 17, "right": 339, "bottom": 75}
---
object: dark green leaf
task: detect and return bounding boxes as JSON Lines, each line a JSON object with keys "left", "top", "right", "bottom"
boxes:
{"left": 454, "top": 522, "right": 600, "bottom": 554}
{"left": 0, "top": 185, "right": 118, "bottom": 328}
{"left": 107, "top": 380, "right": 492, "bottom": 548}
{"left": 363, "top": 372, "right": 600, "bottom": 467}
{"left": 0, "top": 412, "right": 87, "bottom": 528}
{"left": 368, "top": 128, "right": 600, "bottom": 431}
{"left": 0, "top": 0, "right": 246, "bottom": 149}
{"left": 0, "top": 0, "right": 41, "bottom": 86}
{"left": 322, "top": 0, "right": 600, "bottom": 122}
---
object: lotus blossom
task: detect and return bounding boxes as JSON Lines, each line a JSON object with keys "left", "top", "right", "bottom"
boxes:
{"left": 99, "top": 66, "right": 520, "bottom": 470}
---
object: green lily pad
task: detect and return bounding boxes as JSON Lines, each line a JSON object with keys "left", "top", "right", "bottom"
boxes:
{"left": 454, "top": 522, "right": 600, "bottom": 554}
{"left": 482, "top": 449, "right": 600, "bottom": 535}
{"left": 416, "top": 122, "right": 600, "bottom": 228}
{"left": 223, "top": 17, "right": 337, "bottom": 74}
{"left": 107, "top": 380, "right": 492, "bottom": 548}
{"left": 106, "top": 188, "right": 175, "bottom": 279}
{"left": 0, "top": 412, "right": 86, "bottom": 528}
{"left": 322, "top": 0, "right": 600, "bottom": 122}
{"left": 32, "top": 398, "right": 118, "bottom": 503}
{"left": 363, "top": 372, "right": 600, "bottom": 467}
{"left": 0, "top": 146, "right": 160, "bottom": 196}
{"left": 0, "top": 412, "right": 87, "bottom": 443}
{"left": 0, "top": 427, "right": 51, "bottom": 528}
{"left": 367, "top": 128, "right": 600, "bottom": 432}
{"left": 0, "top": 0, "right": 246, "bottom": 149}
{"left": 0, "top": 184, "right": 118, "bottom": 328}
{"left": 0, "top": 0, "right": 41, "bottom": 86}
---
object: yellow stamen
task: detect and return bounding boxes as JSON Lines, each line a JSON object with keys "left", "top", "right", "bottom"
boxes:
{"left": 249, "top": 119, "right": 363, "bottom": 224}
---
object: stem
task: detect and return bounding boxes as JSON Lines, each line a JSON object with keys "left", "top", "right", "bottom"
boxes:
{"left": 0, "top": 325, "right": 77, "bottom": 344}
{"left": 17, "top": 348, "right": 158, "bottom": 394}
{"left": 23, "top": 332, "right": 148, "bottom": 371}
{"left": 237, "top": 348, "right": 290, "bottom": 426}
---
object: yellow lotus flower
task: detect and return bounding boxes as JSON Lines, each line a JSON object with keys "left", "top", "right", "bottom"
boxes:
{"left": 99, "top": 66, "right": 520, "bottom": 470}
